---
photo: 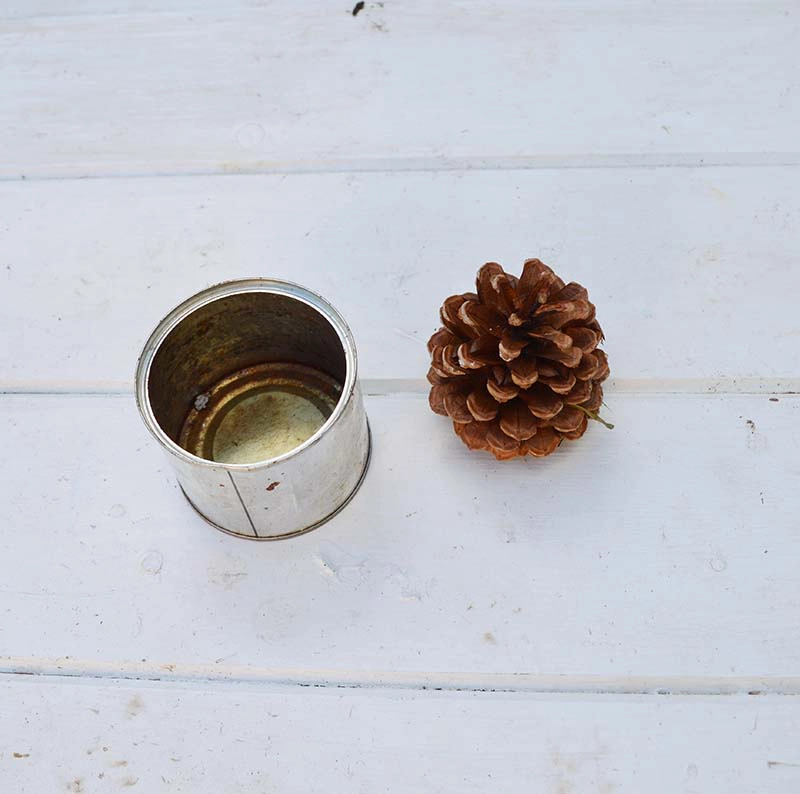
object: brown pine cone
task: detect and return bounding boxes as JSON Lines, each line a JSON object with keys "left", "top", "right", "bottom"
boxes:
{"left": 427, "top": 259, "right": 611, "bottom": 460}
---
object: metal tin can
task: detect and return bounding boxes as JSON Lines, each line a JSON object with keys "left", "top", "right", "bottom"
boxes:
{"left": 135, "top": 279, "right": 370, "bottom": 540}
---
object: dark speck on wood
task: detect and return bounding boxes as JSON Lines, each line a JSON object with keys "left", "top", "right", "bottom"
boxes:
{"left": 352, "top": 1, "right": 365, "bottom": 15}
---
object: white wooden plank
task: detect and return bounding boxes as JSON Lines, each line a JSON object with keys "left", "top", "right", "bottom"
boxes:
{"left": 2, "top": 166, "right": 799, "bottom": 387}
{"left": 1, "top": 676, "right": 798, "bottom": 793}
{"left": 1, "top": 392, "right": 798, "bottom": 677}
{"left": 1, "top": 2, "right": 798, "bottom": 178}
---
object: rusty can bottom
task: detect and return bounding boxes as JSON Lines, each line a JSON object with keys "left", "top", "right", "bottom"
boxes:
{"left": 179, "top": 362, "right": 342, "bottom": 465}
{"left": 178, "top": 422, "right": 372, "bottom": 540}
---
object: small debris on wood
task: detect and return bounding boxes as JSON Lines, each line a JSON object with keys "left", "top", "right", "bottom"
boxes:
{"left": 352, "top": 1, "right": 365, "bottom": 15}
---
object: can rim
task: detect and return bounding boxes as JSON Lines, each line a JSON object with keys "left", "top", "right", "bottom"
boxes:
{"left": 134, "top": 278, "right": 359, "bottom": 471}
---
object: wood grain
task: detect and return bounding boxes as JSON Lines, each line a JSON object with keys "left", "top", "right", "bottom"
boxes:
{"left": 1, "top": 392, "right": 798, "bottom": 678}
{"left": 2, "top": 677, "right": 799, "bottom": 793}
{"left": 2, "top": 166, "right": 799, "bottom": 387}
{"left": 1, "top": 2, "right": 798, "bottom": 178}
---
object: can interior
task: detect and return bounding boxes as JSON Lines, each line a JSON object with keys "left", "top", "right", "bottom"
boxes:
{"left": 147, "top": 290, "right": 347, "bottom": 464}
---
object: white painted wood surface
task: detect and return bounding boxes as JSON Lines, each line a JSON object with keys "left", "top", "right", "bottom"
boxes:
{"left": 2, "top": 392, "right": 800, "bottom": 677}
{"left": 3, "top": 678, "right": 800, "bottom": 794}
{"left": 2, "top": 166, "right": 800, "bottom": 388}
{"left": 1, "top": 1, "right": 799, "bottom": 178}
{"left": 1, "top": 1, "right": 799, "bottom": 791}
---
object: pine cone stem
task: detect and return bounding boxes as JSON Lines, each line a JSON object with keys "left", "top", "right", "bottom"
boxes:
{"left": 567, "top": 402, "right": 615, "bottom": 430}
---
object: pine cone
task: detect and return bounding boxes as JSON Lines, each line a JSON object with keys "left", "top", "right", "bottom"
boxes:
{"left": 427, "top": 259, "right": 611, "bottom": 460}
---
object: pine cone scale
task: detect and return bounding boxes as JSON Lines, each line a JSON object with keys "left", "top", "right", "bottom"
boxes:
{"left": 486, "top": 377, "right": 519, "bottom": 403}
{"left": 499, "top": 401, "right": 539, "bottom": 441}
{"left": 526, "top": 326, "right": 573, "bottom": 349}
{"left": 565, "top": 378, "right": 592, "bottom": 404}
{"left": 524, "top": 426, "right": 560, "bottom": 457}
{"left": 550, "top": 405, "right": 585, "bottom": 433}
{"left": 539, "top": 369, "right": 576, "bottom": 394}
{"left": 508, "top": 356, "right": 539, "bottom": 388}
{"left": 498, "top": 331, "right": 528, "bottom": 361}
{"left": 519, "top": 385, "right": 563, "bottom": 420}
{"left": 467, "top": 387, "right": 499, "bottom": 422}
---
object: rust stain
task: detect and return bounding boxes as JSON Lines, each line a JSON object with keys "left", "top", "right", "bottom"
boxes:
{"left": 13, "top": 752, "right": 30, "bottom": 759}
{"left": 179, "top": 362, "right": 336, "bottom": 464}
{"left": 266, "top": 481, "right": 280, "bottom": 491}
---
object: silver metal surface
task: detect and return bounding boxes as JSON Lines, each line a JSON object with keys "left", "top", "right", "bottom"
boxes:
{"left": 135, "top": 279, "right": 371, "bottom": 539}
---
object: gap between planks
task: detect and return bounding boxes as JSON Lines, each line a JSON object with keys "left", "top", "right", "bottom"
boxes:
{"left": 0, "top": 378, "right": 799, "bottom": 398}
{"left": 2, "top": 658, "right": 800, "bottom": 697}
{"left": 3, "top": 152, "right": 800, "bottom": 183}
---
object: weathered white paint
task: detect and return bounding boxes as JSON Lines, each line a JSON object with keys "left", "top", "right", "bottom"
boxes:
{"left": 2, "top": 166, "right": 800, "bottom": 387}
{"left": 1, "top": 392, "right": 798, "bottom": 677}
{"left": 1, "top": 677, "right": 799, "bottom": 793}
{"left": 2, "top": 1, "right": 799, "bottom": 789}
{"left": 1, "top": 2, "right": 799, "bottom": 178}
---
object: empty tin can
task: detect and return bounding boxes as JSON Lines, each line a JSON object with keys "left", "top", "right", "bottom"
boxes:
{"left": 135, "top": 279, "right": 370, "bottom": 539}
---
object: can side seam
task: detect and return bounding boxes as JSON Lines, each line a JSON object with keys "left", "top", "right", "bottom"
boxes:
{"left": 226, "top": 471, "right": 260, "bottom": 538}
